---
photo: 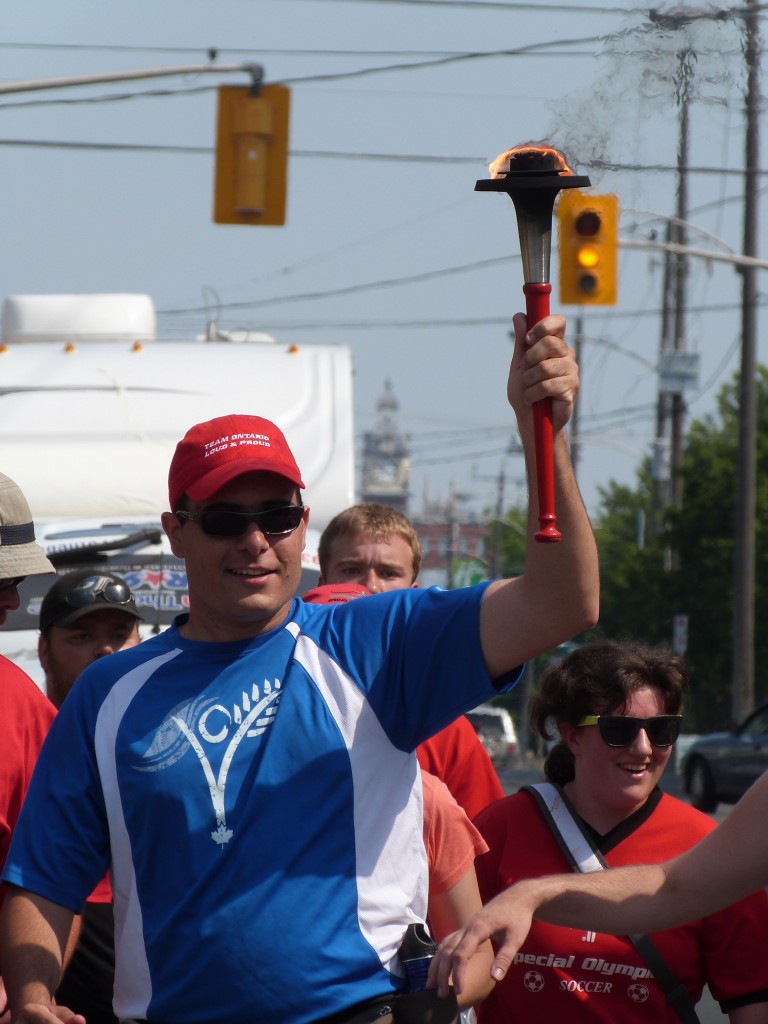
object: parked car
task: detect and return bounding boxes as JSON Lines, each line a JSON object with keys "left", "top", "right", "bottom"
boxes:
{"left": 682, "top": 701, "right": 768, "bottom": 813}
{"left": 466, "top": 704, "right": 519, "bottom": 768}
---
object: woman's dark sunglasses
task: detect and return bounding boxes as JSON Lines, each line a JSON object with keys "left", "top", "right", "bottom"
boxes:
{"left": 176, "top": 504, "right": 305, "bottom": 539}
{"left": 577, "top": 714, "right": 682, "bottom": 748}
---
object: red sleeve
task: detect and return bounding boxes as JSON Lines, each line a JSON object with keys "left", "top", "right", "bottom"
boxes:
{"left": 417, "top": 716, "right": 504, "bottom": 820}
{"left": 87, "top": 873, "right": 113, "bottom": 904}
{"left": 0, "top": 657, "right": 56, "bottom": 908}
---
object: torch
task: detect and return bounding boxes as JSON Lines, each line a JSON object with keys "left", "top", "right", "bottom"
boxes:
{"left": 476, "top": 144, "right": 590, "bottom": 543}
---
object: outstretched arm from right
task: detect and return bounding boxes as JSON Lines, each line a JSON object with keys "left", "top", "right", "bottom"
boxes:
{"left": 0, "top": 886, "right": 83, "bottom": 1024}
{"left": 432, "top": 770, "right": 768, "bottom": 998}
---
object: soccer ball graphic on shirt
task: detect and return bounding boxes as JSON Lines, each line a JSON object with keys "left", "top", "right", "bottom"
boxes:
{"left": 628, "top": 983, "right": 650, "bottom": 1003}
{"left": 524, "top": 971, "right": 545, "bottom": 993}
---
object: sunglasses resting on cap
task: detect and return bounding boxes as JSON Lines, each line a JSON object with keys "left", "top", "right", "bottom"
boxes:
{"left": 577, "top": 714, "right": 682, "bottom": 748}
{"left": 40, "top": 571, "right": 143, "bottom": 632}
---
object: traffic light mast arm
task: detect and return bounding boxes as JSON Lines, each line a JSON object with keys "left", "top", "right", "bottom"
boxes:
{"left": 0, "top": 62, "right": 263, "bottom": 96}
{"left": 620, "top": 237, "right": 768, "bottom": 271}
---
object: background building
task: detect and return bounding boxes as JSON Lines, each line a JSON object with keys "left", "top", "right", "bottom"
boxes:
{"left": 360, "top": 380, "right": 489, "bottom": 587}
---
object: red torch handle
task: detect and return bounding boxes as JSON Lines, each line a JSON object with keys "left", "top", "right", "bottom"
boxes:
{"left": 523, "top": 282, "right": 562, "bottom": 543}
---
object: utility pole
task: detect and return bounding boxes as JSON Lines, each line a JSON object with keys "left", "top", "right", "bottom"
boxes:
{"left": 652, "top": 217, "right": 674, "bottom": 522}
{"left": 647, "top": 13, "right": 699, "bottom": 565}
{"left": 732, "top": 0, "right": 761, "bottom": 722}
{"left": 670, "top": 48, "right": 693, "bottom": 514}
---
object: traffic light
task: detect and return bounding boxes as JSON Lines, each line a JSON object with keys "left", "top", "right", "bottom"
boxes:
{"left": 213, "top": 84, "right": 290, "bottom": 226}
{"left": 557, "top": 192, "right": 618, "bottom": 305}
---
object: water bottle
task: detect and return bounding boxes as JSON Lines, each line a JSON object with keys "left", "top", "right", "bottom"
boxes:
{"left": 399, "top": 922, "right": 438, "bottom": 991}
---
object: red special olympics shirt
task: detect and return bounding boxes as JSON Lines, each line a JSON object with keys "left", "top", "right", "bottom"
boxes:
{"left": 474, "top": 788, "right": 768, "bottom": 1024}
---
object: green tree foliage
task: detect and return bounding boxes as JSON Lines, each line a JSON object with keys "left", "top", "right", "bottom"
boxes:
{"left": 488, "top": 507, "right": 599, "bottom": 736}
{"left": 595, "top": 368, "right": 768, "bottom": 731}
{"left": 488, "top": 506, "right": 528, "bottom": 578}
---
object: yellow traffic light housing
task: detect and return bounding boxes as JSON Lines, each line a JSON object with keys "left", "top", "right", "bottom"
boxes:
{"left": 213, "top": 84, "right": 290, "bottom": 226}
{"left": 557, "top": 192, "right": 618, "bottom": 305}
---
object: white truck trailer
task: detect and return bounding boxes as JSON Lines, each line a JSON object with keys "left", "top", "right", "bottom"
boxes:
{"left": 0, "top": 293, "right": 355, "bottom": 684}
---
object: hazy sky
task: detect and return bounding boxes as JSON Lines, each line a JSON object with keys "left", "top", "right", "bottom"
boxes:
{"left": 0, "top": 0, "right": 761, "bottom": 522}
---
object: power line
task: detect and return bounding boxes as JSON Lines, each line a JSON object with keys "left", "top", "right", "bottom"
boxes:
{"left": 154, "top": 255, "right": 766, "bottom": 319}
{"left": 279, "top": 35, "right": 611, "bottom": 83}
{"left": 331, "top": 0, "right": 647, "bottom": 12}
{"left": 0, "top": 135, "right": 762, "bottom": 184}
{"left": 0, "top": 41, "right": 589, "bottom": 57}
{"left": 155, "top": 298, "right": 768, "bottom": 335}
{"left": 158, "top": 257, "right": 516, "bottom": 316}
{"left": 0, "top": 33, "right": 620, "bottom": 108}
{"left": 339, "top": 0, "right": 768, "bottom": 13}
{"left": 0, "top": 84, "right": 218, "bottom": 110}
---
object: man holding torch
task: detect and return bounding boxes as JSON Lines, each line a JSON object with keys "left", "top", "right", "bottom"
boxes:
{"left": 0, "top": 307, "right": 597, "bottom": 1024}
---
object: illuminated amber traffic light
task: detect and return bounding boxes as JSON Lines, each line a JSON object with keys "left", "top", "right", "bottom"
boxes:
{"left": 557, "top": 192, "right": 618, "bottom": 305}
{"left": 213, "top": 84, "right": 290, "bottom": 226}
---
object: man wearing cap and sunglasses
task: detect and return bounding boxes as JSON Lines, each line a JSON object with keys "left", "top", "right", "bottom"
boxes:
{"left": 0, "top": 474, "right": 57, "bottom": 1024}
{"left": 0, "top": 313, "right": 599, "bottom": 1024}
{"left": 36, "top": 570, "right": 143, "bottom": 1024}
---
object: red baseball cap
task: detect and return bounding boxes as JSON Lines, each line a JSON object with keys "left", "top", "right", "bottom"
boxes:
{"left": 302, "top": 583, "right": 371, "bottom": 605}
{"left": 168, "top": 414, "right": 305, "bottom": 510}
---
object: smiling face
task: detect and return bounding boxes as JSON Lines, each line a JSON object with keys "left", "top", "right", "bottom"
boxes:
{"left": 162, "top": 471, "right": 308, "bottom": 643}
{"left": 560, "top": 685, "right": 673, "bottom": 834}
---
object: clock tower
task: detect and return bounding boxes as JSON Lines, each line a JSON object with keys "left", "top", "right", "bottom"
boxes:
{"left": 361, "top": 380, "right": 410, "bottom": 513}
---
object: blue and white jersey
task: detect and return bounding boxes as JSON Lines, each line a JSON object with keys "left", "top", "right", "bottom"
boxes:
{"left": 4, "top": 584, "right": 519, "bottom": 1024}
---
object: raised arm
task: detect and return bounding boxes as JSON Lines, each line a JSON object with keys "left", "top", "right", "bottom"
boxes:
{"left": 432, "top": 770, "right": 768, "bottom": 998}
{"left": 480, "top": 312, "right": 599, "bottom": 678}
{"left": 0, "top": 887, "right": 83, "bottom": 1024}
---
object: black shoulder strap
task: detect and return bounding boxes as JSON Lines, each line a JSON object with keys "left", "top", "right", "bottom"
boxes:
{"left": 522, "top": 783, "right": 701, "bottom": 1024}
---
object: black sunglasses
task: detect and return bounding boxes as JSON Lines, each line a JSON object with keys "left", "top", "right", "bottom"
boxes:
{"left": 577, "top": 714, "right": 682, "bottom": 748}
{"left": 66, "top": 577, "right": 133, "bottom": 609}
{"left": 0, "top": 575, "right": 25, "bottom": 591}
{"left": 176, "top": 504, "right": 305, "bottom": 539}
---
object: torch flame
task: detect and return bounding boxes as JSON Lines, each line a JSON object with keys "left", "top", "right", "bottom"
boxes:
{"left": 489, "top": 143, "right": 573, "bottom": 179}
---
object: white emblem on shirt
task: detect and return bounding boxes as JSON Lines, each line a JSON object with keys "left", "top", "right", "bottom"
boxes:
{"left": 628, "top": 983, "right": 650, "bottom": 1003}
{"left": 137, "top": 680, "right": 282, "bottom": 844}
